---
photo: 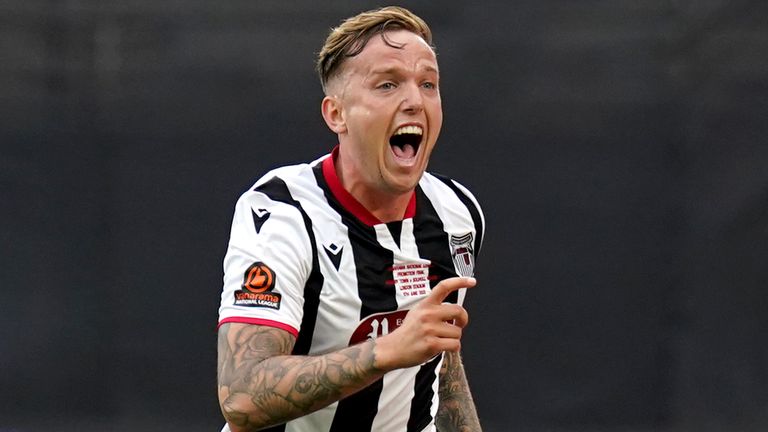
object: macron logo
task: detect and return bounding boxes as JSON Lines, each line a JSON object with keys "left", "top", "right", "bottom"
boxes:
{"left": 252, "top": 208, "right": 271, "bottom": 234}
{"left": 323, "top": 243, "right": 343, "bottom": 271}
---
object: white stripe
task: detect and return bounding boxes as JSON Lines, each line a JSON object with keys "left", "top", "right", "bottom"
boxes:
{"left": 372, "top": 368, "right": 419, "bottom": 432}
{"left": 429, "top": 354, "right": 445, "bottom": 428}
{"left": 276, "top": 163, "right": 356, "bottom": 428}
{"left": 457, "top": 286, "right": 467, "bottom": 305}
{"left": 449, "top": 179, "right": 486, "bottom": 251}
{"left": 419, "top": 174, "right": 479, "bottom": 289}
{"left": 374, "top": 223, "right": 399, "bottom": 252}
{"left": 285, "top": 165, "right": 362, "bottom": 356}
{"left": 372, "top": 219, "right": 439, "bottom": 431}
{"left": 399, "top": 219, "right": 419, "bottom": 257}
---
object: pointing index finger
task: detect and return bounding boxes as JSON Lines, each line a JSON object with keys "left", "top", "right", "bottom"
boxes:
{"left": 426, "top": 277, "right": 476, "bottom": 304}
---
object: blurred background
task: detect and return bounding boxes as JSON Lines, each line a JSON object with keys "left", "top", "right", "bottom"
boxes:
{"left": 2, "top": 0, "right": 767, "bottom": 431}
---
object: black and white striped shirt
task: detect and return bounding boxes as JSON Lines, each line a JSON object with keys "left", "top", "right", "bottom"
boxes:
{"left": 219, "top": 147, "right": 485, "bottom": 432}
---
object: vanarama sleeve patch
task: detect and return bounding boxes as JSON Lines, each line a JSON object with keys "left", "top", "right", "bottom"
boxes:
{"left": 233, "top": 262, "right": 282, "bottom": 309}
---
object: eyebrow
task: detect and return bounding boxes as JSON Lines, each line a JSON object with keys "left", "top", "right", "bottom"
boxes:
{"left": 369, "top": 65, "right": 439, "bottom": 76}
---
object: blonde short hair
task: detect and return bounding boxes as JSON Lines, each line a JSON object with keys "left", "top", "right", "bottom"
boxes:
{"left": 316, "top": 6, "right": 433, "bottom": 93}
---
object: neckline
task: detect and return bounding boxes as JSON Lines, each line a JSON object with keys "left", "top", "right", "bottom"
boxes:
{"left": 321, "top": 146, "right": 417, "bottom": 226}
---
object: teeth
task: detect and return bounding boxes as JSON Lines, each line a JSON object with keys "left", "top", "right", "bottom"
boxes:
{"left": 393, "top": 125, "right": 423, "bottom": 136}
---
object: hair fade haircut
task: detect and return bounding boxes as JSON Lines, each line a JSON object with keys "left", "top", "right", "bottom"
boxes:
{"left": 316, "top": 6, "right": 433, "bottom": 93}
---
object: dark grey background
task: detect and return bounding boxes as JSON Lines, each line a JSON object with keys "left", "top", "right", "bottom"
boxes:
{"left": 2, "top": 1, "right": 767, "bottom": 431}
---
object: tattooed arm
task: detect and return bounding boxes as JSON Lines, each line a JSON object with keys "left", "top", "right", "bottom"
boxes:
{"left": 217, "top": 277, "right": 476, "bottom": 431}
{"left": 217, "top": 322, "right": 386, "bottom": 431}
{"left": 436, "top": 350, "right": 482, "bottom": 432}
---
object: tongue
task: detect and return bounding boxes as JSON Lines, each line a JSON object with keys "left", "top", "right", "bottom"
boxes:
{"left": 392, "top": 144, "right": 416, "bottom": 159}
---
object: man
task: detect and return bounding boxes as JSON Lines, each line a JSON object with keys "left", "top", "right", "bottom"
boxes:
{"left": 217, "top": 6, "right": 485, "bottom": 432}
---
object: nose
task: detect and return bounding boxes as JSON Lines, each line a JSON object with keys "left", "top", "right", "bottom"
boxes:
{"left": 401, "top": 82, "right": 424, "bottom": 114}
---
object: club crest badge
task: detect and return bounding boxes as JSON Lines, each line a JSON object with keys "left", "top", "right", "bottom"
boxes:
{"left": 450, "top": 233, "right": 475, "bottom": 277}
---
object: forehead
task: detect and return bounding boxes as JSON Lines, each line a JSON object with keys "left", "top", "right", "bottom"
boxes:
{"left": 346, "top": 29, "right": 438, "bottom": 74}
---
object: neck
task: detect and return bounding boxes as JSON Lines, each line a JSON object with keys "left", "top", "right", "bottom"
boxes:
{"left": 344, "top": 181, "right": 411, "bottom": 223}
{"left": 334, "top": 150, "right": 413, "bottom": 224}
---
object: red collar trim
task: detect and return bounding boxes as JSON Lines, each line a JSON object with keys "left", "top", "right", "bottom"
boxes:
{"left": 322, "top": 146, "right": 417, "bottom": 226}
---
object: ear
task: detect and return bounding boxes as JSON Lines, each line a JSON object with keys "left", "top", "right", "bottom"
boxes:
{"left": 321, "top": 95, "right": 347, "bottom": 134}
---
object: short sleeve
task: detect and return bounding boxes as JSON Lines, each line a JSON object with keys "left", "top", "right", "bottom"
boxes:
{"left": 449, "top": 179, "right": 486, "bottom": 257}
{"left": 217, "top": 188, "right": 313, "bottom": 337}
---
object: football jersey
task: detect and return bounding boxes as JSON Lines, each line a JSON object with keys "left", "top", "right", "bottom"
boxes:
{"left": 218, "top": 147, "right": 485, "bottom": 432}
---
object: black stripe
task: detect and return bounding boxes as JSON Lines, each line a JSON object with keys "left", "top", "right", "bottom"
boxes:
{"left": 413, "top": 185, "right": 459, "bottom": 304}
{"left": 254, "top": 177, "right": 324, "bottom": 356}
{"left": 432, "top": 174, "right": 484, "bottom": 258}
{"left": 313, "top": 165, "right": 395, "bottom": 431}
{"left": 407, "top": 353, "right": 443, "bottom": 432}
{"left": 330, "top": 379, "right": 384, "bottom": 431}
{"left": 387, "top": 220, "right": 403, "bottom": 249}
{"left": 312, "top": 165, "right": 398, "bottom": 317}
{"left": 403, "top": 187, "right": 460, "bottom": 429}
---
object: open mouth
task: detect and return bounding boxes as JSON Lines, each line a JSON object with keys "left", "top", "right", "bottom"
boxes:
{"left": 389, "top": 125, "right": 423, "bottom": 160}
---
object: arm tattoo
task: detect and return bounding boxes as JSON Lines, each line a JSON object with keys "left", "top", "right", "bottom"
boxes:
{"left": 217, "top": 323, "right": 384, "bottom": 431}
{"left": 436, "top": 351, "right": 482, "bottom": 432}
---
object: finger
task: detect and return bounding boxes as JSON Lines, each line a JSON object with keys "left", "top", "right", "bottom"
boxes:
{"left": 421, "top": 327, "right": 463, "bottom": 354}
{"left": 435, "top": 321, "right": 464, "bottom": 340}
{"left": 450, "top": 305, "right": 469, "bottom": 328}
{"left": 425, "top": 276, "right": 476, "bottom": 305}
{"left": 429, "top": 335, "right": 462, "bottom": 353}
{"left": 430, "top": 303, "right": 469, "bottom": 328}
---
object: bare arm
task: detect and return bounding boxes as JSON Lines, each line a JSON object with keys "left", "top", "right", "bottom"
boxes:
{"left": 217, "top": 323, "right": 385, "bottom": 431}
{"left": 436, "top": 351, "right": 482, "bottom": 432}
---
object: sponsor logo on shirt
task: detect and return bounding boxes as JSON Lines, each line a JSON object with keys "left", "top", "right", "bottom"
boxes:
{"left": 234, "top": 262, "right": 281, "bottom": 309}
{"left": 349, "top": 310, "right": 409, "bottom": 345}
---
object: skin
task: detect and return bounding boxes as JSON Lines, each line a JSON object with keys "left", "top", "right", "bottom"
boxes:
{"left": 218, "top": 29, "right": 481, "bottom": 431}
{"left": 321, "top": 29, "right": 443, "bottom": 223}
{"left": 218, "top": 276, "right": 479, "bottom": 431}
{"left": 437, "top": 351, "right": 482, "bottom": 432}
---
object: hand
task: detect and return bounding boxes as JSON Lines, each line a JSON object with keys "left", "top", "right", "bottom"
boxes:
{"left": 373, "top": 276, "right": 476, "bottom": 371}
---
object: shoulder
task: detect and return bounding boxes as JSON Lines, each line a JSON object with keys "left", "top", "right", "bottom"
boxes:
{"left": 225, "top": 158, "right": 331, "bottom": 279}
{"left": 420, "top": 171, "right": 486, "bottom": 254}
{"left": 252, "top": 155, "right": 327, "bottom": 195}
{"left": 420, "top": 172, "right": 483, "bottom": 213}
{"left": 228, "top": 156, "right": 329, "bottom": 244}
{"left": 235, "top": 154, "right": 329, "bottom": 206}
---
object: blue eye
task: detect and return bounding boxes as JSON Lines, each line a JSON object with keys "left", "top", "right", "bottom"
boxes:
{"left": 422, "top": 82, "right": 437, "bottom": 90}
{"left": 378, "top": 82, "right": 396, "bottom": 90}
